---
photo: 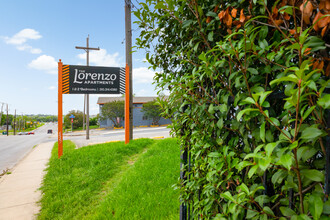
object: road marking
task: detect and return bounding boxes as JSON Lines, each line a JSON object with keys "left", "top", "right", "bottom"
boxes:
{"left": 151, "top": 136, "right": 164, "bottom": 139}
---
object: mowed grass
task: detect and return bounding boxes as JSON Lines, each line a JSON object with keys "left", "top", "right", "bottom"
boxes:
{"left": 91, "top": 138, "right": 180, "bottom": 219}
{"left": 38, "top": 138, "right": 180, "bottom": 219}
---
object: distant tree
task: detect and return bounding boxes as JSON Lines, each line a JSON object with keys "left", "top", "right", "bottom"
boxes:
{"left": 89, "top": 115, "right": 99, "bottom": 126}
{"left": 141, "top": 100, "right": 162, "bottom": 125}
{"left": 100, "top": 101, "right": 124, "bottom": 128}
{"left": 64, "top": 110, "right": 83, "bottom": 129}
{"left": 1, "top": 114, "right": 13, "bottom": 126}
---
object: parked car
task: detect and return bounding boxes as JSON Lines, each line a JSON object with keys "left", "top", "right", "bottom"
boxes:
{"left": 18, "top": 132, "right": 28, "bottom": 135}
{"left": 47, "top": 129, "right": 53, "bottom": 134}
{"left": 28, "top": 131, "right": 35, "bottom": 135}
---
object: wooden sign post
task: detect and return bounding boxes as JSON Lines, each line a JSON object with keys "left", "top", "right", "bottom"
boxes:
{"left": 58, "top": 60, "right": 63, "bottom": 158}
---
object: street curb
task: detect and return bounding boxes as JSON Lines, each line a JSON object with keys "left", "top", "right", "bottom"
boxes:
{"left": 151, "top": 136, "right": 165, "bottom": 139}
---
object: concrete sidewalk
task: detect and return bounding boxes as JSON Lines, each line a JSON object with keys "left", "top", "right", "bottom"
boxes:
{"left": 0, "top": 141, "right": 55, "bottom": 220}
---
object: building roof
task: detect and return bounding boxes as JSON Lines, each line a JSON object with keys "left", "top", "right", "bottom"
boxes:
{"left": 97, "top": 96, "right": 164, "bottom": 105}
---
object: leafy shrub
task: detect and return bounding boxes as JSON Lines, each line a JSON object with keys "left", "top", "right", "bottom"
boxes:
{"left": 141, "top": 100, "right": 162, "bottom": 125}
{"left": 64, "top": 110, "right": 83, "bottom": 129}
{"left": 135, "top": 0, "right": 330, "bottom": 219}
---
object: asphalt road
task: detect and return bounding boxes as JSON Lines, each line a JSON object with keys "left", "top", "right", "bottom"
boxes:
{"left": 0, "top": 124, "right": 171, "bottom": 172}
{"left": 0, "top": 123, "right": 57, "bottom": 172}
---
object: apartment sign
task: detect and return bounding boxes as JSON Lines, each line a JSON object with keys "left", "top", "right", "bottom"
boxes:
{"left": 61, "top": 65, "right": 125, "bottom": 94}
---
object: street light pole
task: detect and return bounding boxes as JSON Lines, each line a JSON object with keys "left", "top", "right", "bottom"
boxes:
{"left": 75, "top": 35, "right": 100, "bottom": 140}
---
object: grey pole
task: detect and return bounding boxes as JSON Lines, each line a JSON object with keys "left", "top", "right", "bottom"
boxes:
{"left": 125, "top": 0, "right": 133, "bottom": 140}
{"left": 75, "top": 35, "right": 100, "bottom": 140}
{"left": 13, "top": 109, "right": 16, "bottom": 135}
{"left": 83, "top": 94, "right": 85, "bottom": 130}
{"left": 86, "top": 36, "right": 90, "bottom": 140}
{"left": 6, "top": 104, "right": 9, "bottom": 136}
{"left": 0, "top": 102, "right": 4, "bottom": 127}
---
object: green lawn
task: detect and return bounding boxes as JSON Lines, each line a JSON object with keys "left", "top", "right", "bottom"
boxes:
{"left": 38, "top": 138, "right": 180, "bottom": 219}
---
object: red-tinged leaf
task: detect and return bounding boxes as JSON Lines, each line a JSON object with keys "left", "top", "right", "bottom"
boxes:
{"left": 227, "top": 29, "right": 232, "bottom": 34}
{"left": 280, "top": 0, "right": 288, "bottom": 7}
{"left": 321, "top": 25, "right": 328, "bottom": 37}
{"left": 218, "top": 10, "right": 226, "bottom": 20}
{"left": 304, "top": 47, "right": 311, "bottom": 55}
{"left": 206, "top": 16, "right": 212, "bottom": 24}
{"left": 240, "top": 9, "right": 245, "bottom": 22}
{"left": 318, "top": 13, "right": 330, "bottom": 28}
{"left": 233, "top": 20, "right": 241, "bottom": 25}
{"left": 325, "top": 63, "right": 330, "bottom": 77}
{"left": 318, "top": 60, "right": 324, "bottom": 70}
{"left": 274, "top": 19, "right": 284, "bottom": 26}
{"left": 272, "top": 7, "right": 279, "bottom": 17}
{"left": 300, "top": 0, "right": 314, "bottom": 16}
{"left": 313, "top": 60, "right": 320, "bottom": 70}
{"left": 283, "top": 12, "right": 290, "bottom": 20}
{"left": 300, "top": 0, "right": 314, "bottom": 24}
{"left": 231, "top": 8, "right": 237, "bottom": 18}
{"left": 313, "top": 11, "right": 322, "bottom": 31}
{"left": 303, "top": 14, "right": 311, "bottom": 24}
{"left": 319, "top": 0, "right": 326, "bottom": 10}
{"left": 325, "top": 0, "right": 330, "bottom": 11}
{"left": 225, "top": 14, "right": 233, "bottom": 27}
{"left": 289, "top": 29, "right": 296, "bottom": 35}
{"left": 214, "top": 5, "right": 219, "bottom": 12}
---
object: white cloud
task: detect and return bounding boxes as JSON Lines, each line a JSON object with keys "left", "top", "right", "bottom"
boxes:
{"left": 48, "top": 86, "right": 56, "bottom": 90}
{"left": 30, "top": 48, "right": 42, "bottom": 54}
{"left": 3, "top": 28, "right": 42, "bottom": 54}
{"left": 28, "top": 55, "right": 57, "bottom": 74}
{"left": 77, "top": 49, "right": 121, "bottom": 66}
{"left": 16, "top": 45, "right": 42, "bottom": 54}
{"left": 133, "top": 67, "right": 155, "bottom": 83}
{"left": 4, "top": 29, "right": 41, "bottom": 45}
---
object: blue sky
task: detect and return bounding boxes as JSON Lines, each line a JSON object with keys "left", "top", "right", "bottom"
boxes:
{"left": 0, "top": 0, "right": 158, "bottom": 116}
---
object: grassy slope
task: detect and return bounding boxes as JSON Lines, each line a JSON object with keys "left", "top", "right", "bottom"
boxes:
{"left": 38, "top": 138, "right": 180, "bottom": 219}
{"left": 92, "top": 138, "right": 180, "bottom": 219}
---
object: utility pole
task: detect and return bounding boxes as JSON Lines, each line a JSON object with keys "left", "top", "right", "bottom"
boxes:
{"left": 0, "top": 102, "right": 4, "bottom": 127}
{"left": 83, "top": 95, "right": 86, "bottom": 130}
{"left": 21, "top": 113, "right": 23, "bottom": 131}
{"left": 6, "top": 104, "right": 9, "bottom": 136}
{"left": 125, "top": 0, "right": 133, "bottom": 140}
{"left": 75, "top": 35, "right": 100, "bottom": 140}
{"left": 13, "top": 109, "right": 16, "bottom": 135}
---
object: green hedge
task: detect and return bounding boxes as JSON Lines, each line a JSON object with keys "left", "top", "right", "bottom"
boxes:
{"left": 135, "top": 0, "right": 330, "bottom": 219}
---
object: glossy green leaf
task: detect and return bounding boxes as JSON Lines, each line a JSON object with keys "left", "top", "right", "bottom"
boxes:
{"left": 280, "top": 206, "right": 296, "bottom": 217}
{"left": 300, "top": 127, "right": 323, "bottom": 140}
{"left": 236, "top": 108, "right": 259, "bottom": 121}
{"left": 323, "top": 200, "right": 330, "bottom": 214}
{"left": 300, "top": 169, "right": 324, "bottom": 182}
{"left": 221, "top": 191, "right": 235, "bottom": 202}
{"left": 265, "top": 142, "right": 277, "bottom": 157}
{"left": 317, "top": 94, "right": 330, "bottom": 109}
{"left": 278, "top": 154, "right": 292, "bottom": 170}
{"left": 309, "top": 193, "right": 323, "bottom": 220}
